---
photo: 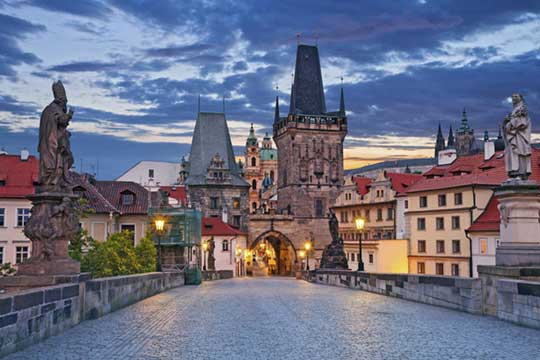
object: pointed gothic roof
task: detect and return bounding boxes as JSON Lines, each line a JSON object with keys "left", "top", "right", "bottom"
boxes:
{"left": 186, "top": 112, "right": 248, "bottom": 187}
{"left": 447, "top": 125, "right": 455, "bottom": 148}
{"left": 246, "top": 123, "right": 257, "bottom": 147}
{"left": 435, "top": 123, "right": 445, "bottom": 155}
{"left": 290, "top": 45, "right": 326, "bottom": 115}
{"left": 459, "top": 108, "right": 471, "bottom": 133}
{"left": 339, "top": 86, "right": 345, "bottom": 116}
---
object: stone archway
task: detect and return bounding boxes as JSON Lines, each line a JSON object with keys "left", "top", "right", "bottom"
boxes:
{"left": 250, "top": 230, "right": 297, "bottom": 276}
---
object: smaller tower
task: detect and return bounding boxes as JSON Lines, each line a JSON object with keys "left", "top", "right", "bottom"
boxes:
{"left": 435, "top": 123, "right": 446, "bottom": 158}
{"left": 447, "top": 125, "right": 455, "bottom": 148}
{"left": 455, "top": 108, "right": 475, "bottom": 156}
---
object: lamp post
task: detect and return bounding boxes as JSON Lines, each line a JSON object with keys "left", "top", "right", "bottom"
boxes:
{"left": 304, "top": 240, "right": 312, "bottom": 271}
{"left": 298, "top": 250, "right": 306, "bottom": 270}
{"left": 355, "top": 217, "right": 365, "bottom": 272}
{"left": 202, "top": 241, "right": 208, "bottom": 271}
{"left": 235, "top": 247, "right": 242, "bottom": 276}
{"left": 154, "top": 218, "right": 165, "bottom": 272}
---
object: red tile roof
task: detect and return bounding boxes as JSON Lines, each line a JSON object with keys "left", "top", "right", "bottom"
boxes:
{"left": 407, "top": 149, "right": 540, "bottom": 193}
{"left": 386, "top": 172, "right": 423, "bottom": 195}
{"left": 94, "top": 181, "right": 150, "bottom": 215}
{"left": 160, "top": 186, "right": 187, "bottom": 206}
{"left": 352, "top": 176, "right": 372, "bottom": 195}
{"left": 0, "top": 155, "right": 38, "bottom": 198}
{"left": 201, "top": 217, "right": 246, "bottom": 236}
{"left": 69, "top": 172, "right": 118, "bottom": 214}
{"left": 467, "top": 196, "right": 500, "bottom": 233}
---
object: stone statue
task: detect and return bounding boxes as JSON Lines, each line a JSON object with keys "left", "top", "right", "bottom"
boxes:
{"left": 319, "top": 209, "right": 348, "bottom": 269}
{"left": 18, "top": 81, "right": 80, "bottom": 276}
{"left": 503, "top": 93, "right": 531, "bottom": 180}
{"left": 328, "top": 209, "right": 339, "bottom": 243}
{"left": 207, "top": 237, "right": 216, "bottom": 271}
{"left": 38, "top": 80, "right": 74, "bottom": 192}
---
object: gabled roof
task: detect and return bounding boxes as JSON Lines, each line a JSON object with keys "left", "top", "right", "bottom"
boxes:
{"left": 0, "top": 154, "right": 38, "bottom": 198}
{"left": 186, "top": 112, "right": 248, "bottom": 187}
{"left": 290, "top": 45, "right": 326, "bottom": 115}
{"left": 467, "top": 196, "right": 500, "bottom": 233}
{"left": 70, "top": 172, "right": 118, "bottom": 214}
{"left": 201, "top": 217, "right": 246, "bottom": 236}
{"left": 94, "top": 181, "right": 149, "bottom": 215}
{"left": 352, "top": 176, "right": 372, "bottom": 195}
{"left": 386, "top": 172, "right": 423, "bottom": 196}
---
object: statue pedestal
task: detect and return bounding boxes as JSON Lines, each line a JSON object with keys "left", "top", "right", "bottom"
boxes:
{"left": 319, "top": 241, "right": 348, "bottom": 270}
{"left": 495, "top": 181, "right": 540, "bottom": 266}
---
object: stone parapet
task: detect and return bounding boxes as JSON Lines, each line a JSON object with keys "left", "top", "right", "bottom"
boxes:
{"left": 201, "top": 270, "right": 233, "bottom": 281}
{"left": 496, "top": 279, "right": 540, "bottom": 329}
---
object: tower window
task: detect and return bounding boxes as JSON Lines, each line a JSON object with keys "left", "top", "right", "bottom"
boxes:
{"left": 148, "top": 169, "right": 154, "bottom": 178}
{"left": 315, "top": 199, "right": 323, "bottom": 217}
{"left": 251, "top": 157, "right": 256, "bottom": 167}
{"left": 252, "top": 179, "right": 257, "bottom": 190}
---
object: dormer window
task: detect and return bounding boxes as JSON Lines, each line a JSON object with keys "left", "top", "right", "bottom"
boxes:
{"left": 73, "top": 186, "right": 86, "bottom": 198}
{"left": 121, "top": 191, "right": 135, "bottom": 206}
{"left": 149, "top": 169, "right": 154, "bottom": 178}
{"left": 0, "top": 180, "right": 5, "bottom": 187}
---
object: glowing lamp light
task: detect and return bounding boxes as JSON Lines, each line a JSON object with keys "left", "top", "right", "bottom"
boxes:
{"left": 202, "top": 242, "right": 209, "bottom": 251}
{"left": 355, "top": 217, "right": 366, "bottom": 231}
{"left": 154, "top": 218, "right": 165, "bottom": 232}
{"left": 304, "top": 241, "right": 312, "bottom": 251}
{"left": 299, "top": 250, "right": 306, "bottom": 258}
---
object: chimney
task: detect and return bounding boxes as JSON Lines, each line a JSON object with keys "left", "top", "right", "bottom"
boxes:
{"left": 437, "top": 148, "right": 457, "bottom": 166}
{"left": 222, "top": 206, "right": 228, "bottom": 224}
{"left": 484, "top": 141, "right": 495, "bottom": 160}
{"left": 20, "top": 148, "right": 29, "bottom": 161}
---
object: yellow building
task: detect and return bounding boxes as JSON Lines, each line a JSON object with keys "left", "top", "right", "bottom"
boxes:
{"left": 332, "top": 171, "right": 422, "bottom": 273}
{"left": 405, "top": 152, "right": 507, "bottom": 277}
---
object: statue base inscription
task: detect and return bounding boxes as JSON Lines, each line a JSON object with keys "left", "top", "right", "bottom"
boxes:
{"left": 19, "top": 192, "right": 80, "bottom": 276}
{"left": 495, "top": 181, "right": 540, "bottom": 267}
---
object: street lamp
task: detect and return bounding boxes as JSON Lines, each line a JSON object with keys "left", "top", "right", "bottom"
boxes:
{"left": 304, "top": 240, "right": 312, "bottom": 271}
{"left": 154, "top": 218, "right": 165, "bottom": 272}
{"left": 355, "top": 217, "right": 365, "bottom": 272}
{"left": 298, "top": 250, "right": 306, "bottom": 270}
{"left": 202, "top": 241, "right": 208, "bottom": 271}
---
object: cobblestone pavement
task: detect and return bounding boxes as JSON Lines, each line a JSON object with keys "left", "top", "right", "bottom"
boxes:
{"left": 6, "top": 278, "right": 540, "bottom": 360}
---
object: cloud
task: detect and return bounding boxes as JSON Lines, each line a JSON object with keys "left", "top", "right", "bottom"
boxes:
{"left": 47, "top": 61, "right": 117, "bottom": 73}
{"left": 24, "top": 0, "right": 111, "bottom": 19}
{"left": 144, "top": 43, "right": 213, "bottom": 57}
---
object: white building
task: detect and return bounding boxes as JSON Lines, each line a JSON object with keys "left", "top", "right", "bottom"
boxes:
{"left": 116, "top": 161, "right": 182, "bottom": 187}
{"left": 466, "top": 196, "right": 499, "bottom": 277}
{"left": 201, "top": 217, "right": 247, "bottom": 277}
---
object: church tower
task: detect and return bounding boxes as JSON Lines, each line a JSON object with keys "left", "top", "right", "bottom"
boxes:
{"left": 273, "top": 44, "right": 347, "bottom": 218}
{"left": 455, "top": 109, "right": 475, "bottom": 156}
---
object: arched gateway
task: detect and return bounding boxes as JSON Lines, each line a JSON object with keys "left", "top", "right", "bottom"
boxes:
{"left": 249, "top": 230, "right": 297, "bottom": 276}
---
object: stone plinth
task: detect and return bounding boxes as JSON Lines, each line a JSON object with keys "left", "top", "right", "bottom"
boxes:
{"left": 495, "top": 181, "right": 540, "bottom": 267}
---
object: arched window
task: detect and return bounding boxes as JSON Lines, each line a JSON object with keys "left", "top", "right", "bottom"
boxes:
{"left": 251, "top": 157, "right": 256, "bottom": 167}
{"left": 252, "top": 202, "right": 257, "bottom": 210}
{"left": 270, "top": 170, "right": 275, "bottom": 182}
{"left": 222, "top": 240, "right": 229, "bottom": 251}
{"left": 252, "top": 179, "right": 257, "bottom": 190}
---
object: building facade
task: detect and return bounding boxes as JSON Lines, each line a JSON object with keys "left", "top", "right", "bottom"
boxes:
{"left": 116, "top": 160, "right": 182, "bottom": 188}
{"left": 185, "top": 112, "right": 250, "bottom": 231}
{"left": 243, "top": 124, "right": 278, "bottom": 213}
{"left": 466, "top": 196, "right": 499, "bottom": 277}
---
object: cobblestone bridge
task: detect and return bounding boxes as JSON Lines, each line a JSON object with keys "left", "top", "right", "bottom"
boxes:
{"left": 6, "top": 278, "right": 540, "bottom": 360}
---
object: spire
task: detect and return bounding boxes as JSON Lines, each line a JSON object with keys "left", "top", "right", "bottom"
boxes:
{"left": 435, "top": 123, "right": 445, "bottom": 157}
{"left": 289, "top": 80, "right": 296, "bottom": 114}
{"left": 290, "top": 44, "right": 326, "bottom": 114}
{"left": 484, "top": 130, "right": 489, "bottom": 141}
{"left": 447, "top": 125, "right": 455, "bottom": 148}
{"left": 459, "top": 108, "right": 470, "bottom": 132}
{"left": 246, "top": 122, "right": 257, "bottom": 147}
{"left": 339, "top": 78, "right": 345, "bottom": 116}
{"left": 274, "top": 95, "right": 280, "bottom": 123}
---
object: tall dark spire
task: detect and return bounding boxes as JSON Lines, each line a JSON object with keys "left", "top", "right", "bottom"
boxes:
{"left": 289, "top": 45, "right": 326, "bottom": 115}
{"left": 274, "top": 95, "right": 280, "bottom": 123}
{"left": 447, "top": 125, "right": 455, "bottom": 148}
{"left": 339, "top": 79, "right": 345, "bottom": 116}
{"left": 289, "top": 80, "right": 296, "bottom": 114}
{"left": 459, "top": 108, "right": 470, "bottom": 132}
{"left": 435, "top": 123, "right": 445, "bottom": 157}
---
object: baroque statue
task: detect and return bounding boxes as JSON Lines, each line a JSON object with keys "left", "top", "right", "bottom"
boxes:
{"left": 319, "top": 209, "right": 348, "bottom": 270}
{"left": 18, "top": 81, "right": 80, "bottom": 275}
{"left": 502, "top": 93, "right": 531, "bottom": 180}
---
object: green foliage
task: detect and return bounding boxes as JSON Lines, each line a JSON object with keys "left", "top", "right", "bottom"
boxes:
{"left": 135, "top": 233, "right": 157, "bottom": 273}
{"left": 0, "top": 263, "right": 16, "bottom": 277}
{"left": 69, "top": 228, "right": 93, "bottom": 262}
{"left": 80, "top": 231, "right": 157, "bottom": 278}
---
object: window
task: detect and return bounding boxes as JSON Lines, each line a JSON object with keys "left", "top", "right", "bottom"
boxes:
{"left": 418, "top": 240, "right": 426, "bottom": 253}
{"left": 417, "top": 262, "right": 425, "bottom": 274}
{"left": 222, "top": 240, "right": 229, "bottom": 251}
{"left": 0, "top": 246, "right": 3, "bottom": 264}
{"left": 17, "top": 208, "right": 30, "bottom": 227}
{"left": 368, "top": 253, "right": 374, "bottom": 264}
{"left": 270, "top": 170, "right": 275, "bottom": 181}
{"left": 404, "top": 200, "right": 408, "bottom": 209}
{"left": 376, "top": 209, "right": 383, "bottom": 221}
{"left": 73, "top": 186, "right": 86, "bottom": 198}
{"left": 251, "top": 179, "right": 257, "bottom": 190}
{"left": 454, "top": 193, "right": 463, "bottom": 205}
{"left": 436, "top": 240, "right": 445, "bottom": 254}
{"left": 0, "top": 180, "right": 4, "bottom": 187}
{"left": 233, "top": 216, "right": 241, "bottom": 228}
{"left": 480, "top": 238, "right": 488, "bottom": 254}
{"left": 351, "top": 253, "right": 355, "bottom": 262}
{"left": 315, "top": 199, "right": 324, "bottom": 217}
{"left": 210, "top": 197, "right": 219, "bottom": 209}
{"left": 438, "top": 194, "right": 447, "bottom": 207}
{"left": 387, "top": 208, "right": 393, "bottom": 220}
{"left": 436, "top": 217, "right": 445, "bottom": 230}
{"left": 451, "top": 216, "right": 460, "bottom": 230}
{"left": 16, "top": 246, "right": 29, "bottom": 264}
{"left": 365, "top": 210, "right": 370, "bottom": 221}
{"left": 452, "top": 240, "right": 461, "bottom": 254}
{"left": 451, "top": 264, "right": 460, "bottom": 276}
{"left": 417, "top": 218, "right": 426, "bottom": 230}
{"left": 436, "top": 263, "right": 444, "bottom": 275}
{"left": 121, "top": 224, "right": 135, "bottom": 234}
{"left": 0, "top": 208, "right": 4, "bottom": 226}
{"left": 148, "top": 169, "right": 154, "bottom": 178}
{"left": 121, "top": 192, "right": 135, "bottom": 206}
{"left": 419, "top": 196, "right": 428, "bottom": 208}
{"left": 232, "top": 197, "right": 240, "bottom": 209}
{"left": 251, "top": 157, "right": 256, "bottom": 167}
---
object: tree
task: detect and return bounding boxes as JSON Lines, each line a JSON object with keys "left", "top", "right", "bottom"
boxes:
{"left": 69, "top": 228, "right": 93, "bottom": 262}
{"left": 135, "top": 232, "right": 157, "bottom": 273}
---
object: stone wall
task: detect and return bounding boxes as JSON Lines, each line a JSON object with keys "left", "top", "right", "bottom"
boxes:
{"left": 0, "top": 282, "right": 82, "bottom": 357}
{"left": 496, "top": 279, "right": 540, "bottom": 328}
{"left": 0, "top": 271, "right": 185, "bottom": 357}
{"left": 202, "top": 270, "right": 233, "bottom": 281}
{"left": 305, "top": 270, "right": 483, "bottom": 314}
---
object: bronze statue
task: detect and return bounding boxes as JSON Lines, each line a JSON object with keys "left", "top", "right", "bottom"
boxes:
{"left": 38, "top": 80, "right": 74, "bottom": 192}
{"left": 320, "top": 209, "right": 348, "bottom": 269}
{"left": 503, "top": 93, "right": 531, "bottom": 180}
{"left": 328, "top": 209, "right": 340, "bottom": 243}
